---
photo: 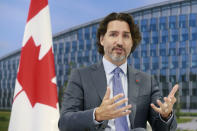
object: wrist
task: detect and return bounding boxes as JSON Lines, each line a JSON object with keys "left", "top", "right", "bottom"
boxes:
{"left": 95, "top": 107, "right": 102, "bottom": 122}
{"left": 161, "top": 112, "right": 172, "bottom": 120}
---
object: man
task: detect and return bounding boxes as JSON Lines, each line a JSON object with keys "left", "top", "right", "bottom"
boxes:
{"left": 58, "top": 12, "right": 178, "bottom": 131}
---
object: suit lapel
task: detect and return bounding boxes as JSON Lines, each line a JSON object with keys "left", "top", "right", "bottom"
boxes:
{"left": 127, "top": 65, "right": 140, "bottom": 128}
{"left": 91, "top": 61, "right": 107, "bottom": 101}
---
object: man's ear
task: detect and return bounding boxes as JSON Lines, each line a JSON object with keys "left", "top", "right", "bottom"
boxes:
{"left": 100, "top": 35, "right": 104, "bottom": 46}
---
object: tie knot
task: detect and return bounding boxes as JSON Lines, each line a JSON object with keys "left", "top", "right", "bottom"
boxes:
{"left": 113, "top": 67, "right": 122, "bottom": 75}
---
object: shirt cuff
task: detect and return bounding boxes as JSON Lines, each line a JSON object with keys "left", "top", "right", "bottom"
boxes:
{"left": 159, "top": 112, "right": 173, "bottom": 123}
{"left": 93, "top": 108, "right": 104, "bottom": 125}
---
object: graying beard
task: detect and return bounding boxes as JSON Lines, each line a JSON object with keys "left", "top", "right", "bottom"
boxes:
{"left": 109, "top": 54, "right": 125, "bottom": 62}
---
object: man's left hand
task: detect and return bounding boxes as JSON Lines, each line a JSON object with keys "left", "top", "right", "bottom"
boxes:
{"left": 150, "top": 84, "right": 179, "bottom": 118}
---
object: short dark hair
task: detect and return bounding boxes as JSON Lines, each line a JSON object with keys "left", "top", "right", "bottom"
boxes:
{"left": 96, "top": 12, "right": 141, "bottom": 55}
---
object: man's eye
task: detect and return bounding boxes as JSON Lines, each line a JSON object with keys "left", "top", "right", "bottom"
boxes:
{"left": 110, "top": 33, "right": 116, "bottom": 37}
{"left": 124, "top": 34, "right": 130, "bottom": 38}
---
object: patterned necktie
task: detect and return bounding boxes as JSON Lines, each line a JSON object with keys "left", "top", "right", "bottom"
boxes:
{"left": 112, "top": 67, "right": 129, "bottom": 131}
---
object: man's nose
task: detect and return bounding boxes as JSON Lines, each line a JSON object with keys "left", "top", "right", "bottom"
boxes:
{"left": 117, "top": 36, "right": 123, "bottom": 45}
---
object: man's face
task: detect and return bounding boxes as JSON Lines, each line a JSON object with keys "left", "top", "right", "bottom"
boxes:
{"left": 100, "top": 20, "right": 133, "bottom": 66}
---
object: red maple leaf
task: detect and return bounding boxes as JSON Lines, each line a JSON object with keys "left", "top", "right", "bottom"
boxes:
{"left": 17, "top": 36, "right": 58, "bottom": 108}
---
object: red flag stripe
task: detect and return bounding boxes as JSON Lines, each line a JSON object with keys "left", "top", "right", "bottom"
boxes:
{"left": 12, "top": 89, "right": 24, "bottom": 104}
{"left": 27, "top": 0, "right": 48, "bottom": 22}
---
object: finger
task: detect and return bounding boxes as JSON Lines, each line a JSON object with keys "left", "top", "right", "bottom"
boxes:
{"left": 168, "top": 84, "right": 179, "bottom": 97}
{"left": 103, "top": 87, "right": 111, "bottom": 100}
{"left": 116, "top": 104, "right": 132, "bottom": 113}
{"left": 166, "top": 96, "right": 176, "bottom": 106}
{"left": 110, "top": 93, "right": 124, "bottom": 104}
{"left": 114, "top": 105, "right": 131, "bottom": 118}
{"left": 164, "top": 97, "right": 173, "bottom": 109}
{"left": 164, "top": 97, "right": 170, "bottom": 104}
{"left": 116, "top": 110, "right": 131, "bottom": 118}
{"left": 166, "top": 97, "right": 175, "bottom": 105}
{"left": 164, "top": 97, "right": 172, "bottom": 108}
{"left": 111, "top": 98, "right": 128, "bottom": 109}
{"left": 156, "top": 100, "right": 163, "bottom": 108}
{"left": 151, "top": 103, "right": 161, "bottom": 113}
{"left": 171, "top": 97, "right": 177, "bottom": 104}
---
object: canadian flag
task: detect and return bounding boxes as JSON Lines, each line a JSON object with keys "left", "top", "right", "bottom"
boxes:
{"left": 8, "top": 0, "right": 59, "bottom": 131}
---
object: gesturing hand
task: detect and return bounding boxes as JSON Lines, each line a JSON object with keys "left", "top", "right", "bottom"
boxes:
{"left": 151, "top": 84, "right": 179, "bottom": 118}
{"left": 95, "top": 87, "right": 132, "bottom": 121}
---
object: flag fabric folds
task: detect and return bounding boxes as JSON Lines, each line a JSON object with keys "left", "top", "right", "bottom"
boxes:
{"left": 9, "top": 0, "right": 59, "bottom": 130}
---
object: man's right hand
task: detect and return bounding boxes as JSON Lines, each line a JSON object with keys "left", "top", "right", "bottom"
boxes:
{"left": 95, "top": 87, "right": 132, "bottom": 122}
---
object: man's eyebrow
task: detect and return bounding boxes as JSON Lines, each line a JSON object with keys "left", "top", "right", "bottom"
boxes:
{"left": 108, "top": 31, "right": 131, "bottom": 33}
{"left": 124, "top": 31, "right": 131, "bottom": 34}
{"left": 108, "top": 31, "right": 118, "bottom": 33}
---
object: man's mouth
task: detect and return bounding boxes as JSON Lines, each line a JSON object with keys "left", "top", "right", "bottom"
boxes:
{"left": 113, "top": 47, "right": 124, "bottom": 54}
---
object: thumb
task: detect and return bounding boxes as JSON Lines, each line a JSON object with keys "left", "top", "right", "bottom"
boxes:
{"left": 103, "top": 87, "right": 110, "bottom": 100}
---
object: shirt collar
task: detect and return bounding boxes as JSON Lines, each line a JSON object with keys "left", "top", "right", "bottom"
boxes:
{"left": 102, "top": 57, "right": 127, "bottom": 75}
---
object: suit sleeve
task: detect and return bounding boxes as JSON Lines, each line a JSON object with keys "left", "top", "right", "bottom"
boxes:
{"left": 148, "top": 76, "right": 177, "bottom": 131}
{"left": 58, "top": 69, "right": 102, "bottom": 131}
